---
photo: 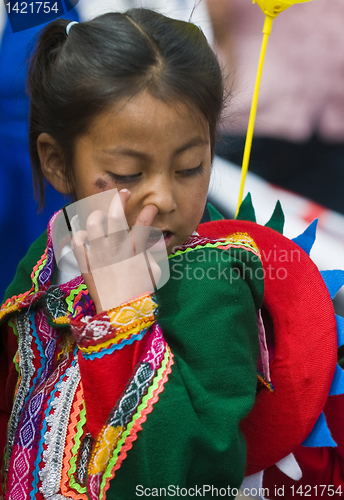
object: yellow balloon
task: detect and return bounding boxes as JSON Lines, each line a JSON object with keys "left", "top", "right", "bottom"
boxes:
{"left": 253, "top": 0, "right": 313, "bottom": 19}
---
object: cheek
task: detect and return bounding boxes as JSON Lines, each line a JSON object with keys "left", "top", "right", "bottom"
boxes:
{"left": 189, "top": 178, "right": 209, "bottom": 206}
{"left": 181, "top": 195, "right": 206, "bottom": 225}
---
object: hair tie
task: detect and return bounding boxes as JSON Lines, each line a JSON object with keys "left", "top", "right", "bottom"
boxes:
{"left": 66, "top": 21, "right": 79, "bottom": 35}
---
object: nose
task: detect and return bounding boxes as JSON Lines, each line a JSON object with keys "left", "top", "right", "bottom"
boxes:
{"left": 143, "top": 174, "right": 177, "bottom": 215}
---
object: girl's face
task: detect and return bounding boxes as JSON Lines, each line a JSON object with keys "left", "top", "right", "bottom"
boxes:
{"left": 71, "top": 91, "right": 212, "bottom": 254}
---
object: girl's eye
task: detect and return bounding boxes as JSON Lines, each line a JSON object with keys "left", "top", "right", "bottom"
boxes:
{"left": 178, "top": 164, "right": 204, "bottom": 177}
{"left": 108, "top": 172, "right": 142, "bottom": 184}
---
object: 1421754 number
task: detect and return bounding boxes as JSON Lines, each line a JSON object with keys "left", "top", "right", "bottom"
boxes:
{"left": 5, "top": 2, "right": 60, "bottom": 14}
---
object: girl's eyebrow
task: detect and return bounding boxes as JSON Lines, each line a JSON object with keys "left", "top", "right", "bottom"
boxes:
{"left": 102, "top": 136, "right": 209, "bottom": 160}
{"left": 174, "top": 137, "right": 209, "bottom": 155}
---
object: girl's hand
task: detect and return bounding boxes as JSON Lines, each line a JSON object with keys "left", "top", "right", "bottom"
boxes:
{"left": 71, "top": 190, "right": 161, "bottom": 313}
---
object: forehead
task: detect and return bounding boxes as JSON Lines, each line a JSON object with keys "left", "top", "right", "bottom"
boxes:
{"left": 84, "top": 91, "right": 210, "bottom": 152}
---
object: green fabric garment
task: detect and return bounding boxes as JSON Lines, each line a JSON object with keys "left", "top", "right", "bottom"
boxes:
{"left": 2, "top": 230, "right": 48, "bottom": 304}
{"left": 2, "top": 233, "right": 263, "bottom": 499}
{"left": 107, "top": 245, "right": 263, "bottom": 499}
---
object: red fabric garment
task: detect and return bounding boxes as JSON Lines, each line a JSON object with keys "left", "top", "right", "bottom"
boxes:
{"left": 263, "top": 392, "right": 344, "bottom": 498}
{"left": 1, "top": 323, "right": 20, "bottom": 409}
{"left": 0, "top": 322, "right": 20, "bottom": 494}
{"left": 198, "top": 219, "right": 337, "bottom": 474}
{"left": 75, "top": 326, "right": 148, "bottom": 439}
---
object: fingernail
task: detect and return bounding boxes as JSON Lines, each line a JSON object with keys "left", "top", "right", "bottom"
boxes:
{"left": 119, "top": 189, "right": 129, "bottom": 193}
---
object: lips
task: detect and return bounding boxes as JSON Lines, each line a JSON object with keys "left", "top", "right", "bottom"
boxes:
{"left": 162, "top": 231, "right": 174, "bottom": 246}
{"left": 146, "top": 229, "right": 173, "bottom": 251}
{"left": 147, "top": 229, "right": 171, "bottom": 240}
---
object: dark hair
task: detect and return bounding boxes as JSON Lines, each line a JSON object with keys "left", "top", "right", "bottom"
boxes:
{"left": 27, "top": 9, "right": 224, "bottom": 208}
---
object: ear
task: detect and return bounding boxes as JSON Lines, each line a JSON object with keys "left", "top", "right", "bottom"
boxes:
{"left": 37, "top": 133, "right": 72, "bottom": 194}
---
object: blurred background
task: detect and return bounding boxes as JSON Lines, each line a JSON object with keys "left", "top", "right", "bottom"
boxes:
{"left": 1, "top": 0, "right": 344, "bottom": 313}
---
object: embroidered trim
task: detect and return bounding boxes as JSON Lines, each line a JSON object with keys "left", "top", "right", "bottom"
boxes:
{"left": 65, "top": 283, "right": 88, "bottom": 315}
{"left": 24, "top": 312, "right": 47, "bottom": 406}
{"left": 52, "top": 315, "right": 70, "bottom": 325}
{"left": 172, "top": 234, "right": 223, "bottom": 252}
{"left": 61, "top": 382, "right": 88, "bottom": 499}
{"left": 6, "top": 309, "right": 70, "bottom": 500}
{"left": 79, "top": 326, "right": 152, "bottom": 355}
{"left": 108, "top": 294, "right": 156, "bottom": 329}
{"left": 101, "top": 345, "right": 174, "bottom": 499}
{"left": 44, "top": 286, "right": 68, "bottom": 322}
{"left": 39, "top": 358, "right": 81, "bottom": 499}
{"left": 81, "top": 329, "right": 148, "bottom": 361}
{"left": 75, "top": 433, "right": 93, "bottom": 489}
{"left": 5, "top": 315, "right": 35, "bottom": 471}
{"left": 29, "top": 344, "right": 77, "bottom": 499}
{"left": 0, "top": 291, "right": 43, "bottom": 324}
{"left": 218, "top": 232, "right": 261, "bottom": 257}
{"left": 1, "top": 291, "right": 33, "bottom": 314}
{"left": 71, "top": 294, "right": 157, "bottom": 351}
{"left": 6, "top": 311, "right": 59, "bottom": 499}
{"left": 69, "top": 406, "right": 89, "bottom": 493}
{"left": 32, "top": 248, "right": 49, "bottom": 292}
{"left": 170, "top": 234, "right": 261, "bottom": 260}
{"left": 171, "top": 240, "right": 227, "bottom": 258}
{"left": 69, "top": 288, "right": 93, "bottom": 321}
{"left": 12, "top": 344, "right": 21, "bottom": 399}
{"left": 257, "top": 372, "right": 275, "bottom": 392}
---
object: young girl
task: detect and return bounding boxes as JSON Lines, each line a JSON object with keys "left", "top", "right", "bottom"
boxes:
{"left": 0, "top": 9, "right": 264, "bottom": 499}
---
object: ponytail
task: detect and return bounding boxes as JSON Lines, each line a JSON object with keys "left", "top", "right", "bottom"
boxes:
{"left": 27, "top": 19, "right": 71, "bottom": 208}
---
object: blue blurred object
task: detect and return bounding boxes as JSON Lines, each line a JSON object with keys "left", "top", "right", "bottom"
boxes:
{"left": 0, "top": 8, "right": 79, "bottom": 300}
{"left": 5, "top": 1, "right": 65, "bottom": 33}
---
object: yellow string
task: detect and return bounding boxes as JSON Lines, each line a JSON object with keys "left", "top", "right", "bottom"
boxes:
{"left": 235, "top": 15, "right": 273, "bottom": 217}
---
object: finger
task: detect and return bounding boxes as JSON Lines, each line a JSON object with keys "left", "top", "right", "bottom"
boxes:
{"left": 86, "top": 210, "right": 107, "bottom": 255}
{"left": 72, "top": 229, "right": 88, "bottom": 249}
{"left": 134, "top": 204, "right": 159, "bottom": 227}
{"left": 145, "top": 250, "right": 162, "bottom": 288}
{"left": 132, "top": 205, "right": 159, "bottom": 255}
{"left": 107, "top": 189, "right": 131, "bottom": 249}
{"left": 71, "top": 230, "right": 89, "bottom": 273}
